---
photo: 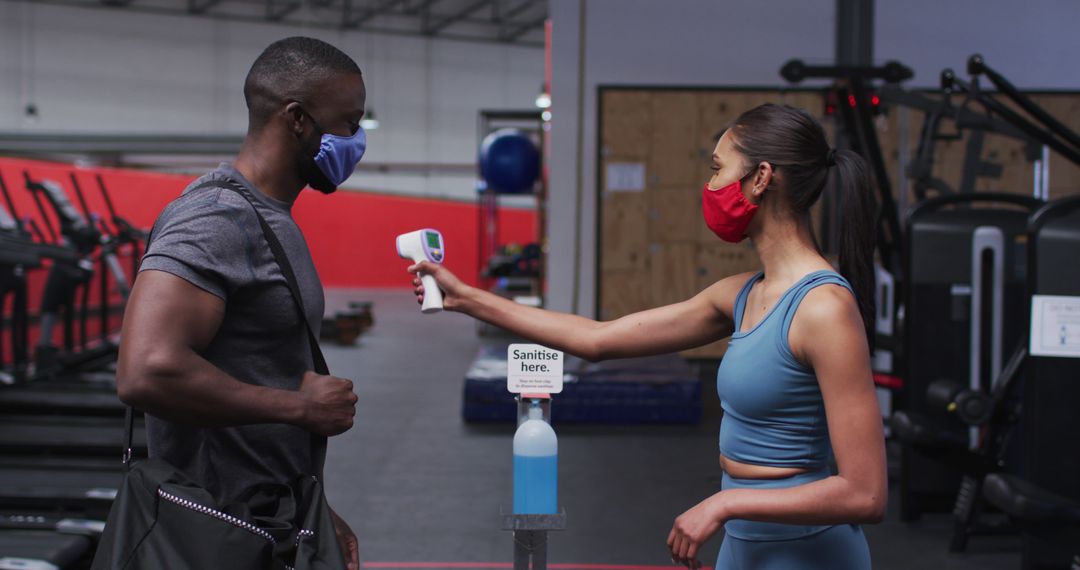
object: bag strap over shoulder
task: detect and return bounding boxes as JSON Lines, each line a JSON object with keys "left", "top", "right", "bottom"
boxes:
{"left": 212, "top": 178, "right": 329, "bottom": 375}
{"left": 125, "top": 177, "right": 329, "bottom": 474}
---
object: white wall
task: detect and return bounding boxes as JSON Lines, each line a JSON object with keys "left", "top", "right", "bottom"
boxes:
{"left": 0, "top": 1, "right": 544, "bottom": 200}
{"left": 548, "top": 0, "right": 1080, "bottom": 317}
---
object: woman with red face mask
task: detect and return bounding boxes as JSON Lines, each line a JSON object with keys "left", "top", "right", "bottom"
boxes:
{"left": 406, "top": 103, "right": 884, "bottom": 570}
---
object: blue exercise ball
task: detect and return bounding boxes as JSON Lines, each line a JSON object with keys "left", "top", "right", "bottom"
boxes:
{"left": 479, "top": 129, "right": 540, "bottom": 194}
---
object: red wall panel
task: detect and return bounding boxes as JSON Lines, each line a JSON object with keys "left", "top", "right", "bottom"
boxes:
{"left": 0, "top": 157, "right": 537, "bottom": 290}
{"left": 0, "top": 156, "right": 536, "bottom": 356}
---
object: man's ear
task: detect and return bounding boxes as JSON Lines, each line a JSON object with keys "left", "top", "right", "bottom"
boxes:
{"left": 283, "top": 102, "right": 306, "bottom": 136}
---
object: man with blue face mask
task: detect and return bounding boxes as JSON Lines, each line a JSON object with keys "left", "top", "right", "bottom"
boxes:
{"left": 115, "top": 37, "right": 365, "bottom": 568}
{"left": 301, "top": 107, "right": 368, "bottom": 194}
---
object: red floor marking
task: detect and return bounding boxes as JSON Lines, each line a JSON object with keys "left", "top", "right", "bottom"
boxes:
{"left": 365, "top": 561, "right": 507, "bottom": 565}
{"left": 364, "top": 564, "right": 711, "bottom": 570}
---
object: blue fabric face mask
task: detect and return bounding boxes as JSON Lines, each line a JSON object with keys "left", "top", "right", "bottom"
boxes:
{"left": 313, "top": 126, "right": 367, "bottom": 187}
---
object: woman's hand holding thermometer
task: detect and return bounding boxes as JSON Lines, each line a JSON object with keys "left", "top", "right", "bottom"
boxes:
{"left": 396, "top": 229, "right": 445, "bottom": 314}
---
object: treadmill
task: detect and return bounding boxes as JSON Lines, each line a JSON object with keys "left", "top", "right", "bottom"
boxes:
{"left": 0, "top": 387, "right": 124, "bottom": 418}
{"left": 0, "top": 406, "right": 142, "bottom": 567}
{"left": 0, "top": 172, "right": 124, "bottom": 421}
{"left": 0, "top": 512, "right": 105, "bottom": 569}
{"left": 21, "top": 172, "right": 115, "bottom": 382}
{"left": 0, "top": 412, "right": 141, "bottom": 567}
{"left": 0, "top": 415, "right": 145, "bottom": 458}
{"left": 0, "top": 456, "right": 121, "bottom": 518}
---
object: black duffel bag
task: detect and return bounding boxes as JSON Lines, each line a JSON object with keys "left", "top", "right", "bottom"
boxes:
{"left": 92, "top": 453, "right": 344, "bottom": 569}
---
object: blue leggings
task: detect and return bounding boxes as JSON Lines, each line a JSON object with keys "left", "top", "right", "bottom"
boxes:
{"left": 715, "top": 523, "right": 870, "bottom": 570}
{"left": 714, "top": 469, "right": 871, "bottom": 569}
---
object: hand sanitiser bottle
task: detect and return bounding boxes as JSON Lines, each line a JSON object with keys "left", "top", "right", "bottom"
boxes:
{"left": 513, "top": 400, "right": 558, "bottom": 514}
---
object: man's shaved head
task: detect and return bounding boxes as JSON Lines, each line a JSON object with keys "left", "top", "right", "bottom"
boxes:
{"left": 244, "top": 36, "right": 362, "bottom": 132}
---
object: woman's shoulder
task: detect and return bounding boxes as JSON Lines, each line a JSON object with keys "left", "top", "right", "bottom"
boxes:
{"left": 788, "top": 280, "right": 864, "bottom": 360}
{"left": 701, "top": 271, "right": 760, "bottom": 319}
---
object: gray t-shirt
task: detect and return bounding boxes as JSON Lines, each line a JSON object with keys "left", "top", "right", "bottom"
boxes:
{"left": 139, "top": 164, "right": 325, "bottom": 502}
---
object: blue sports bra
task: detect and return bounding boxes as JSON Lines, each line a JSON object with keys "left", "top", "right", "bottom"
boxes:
{"left": 716, "top": 270, "right": 853, "bottom": 468}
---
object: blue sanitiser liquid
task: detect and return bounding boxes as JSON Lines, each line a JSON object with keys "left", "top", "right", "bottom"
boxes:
{"left": 513, "top": 401, "right": 558, "bottom": 514}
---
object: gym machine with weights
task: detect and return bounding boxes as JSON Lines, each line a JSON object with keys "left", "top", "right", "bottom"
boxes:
{"left": 890, "top": 54, "right": 1080, "bottom": 553}
{"left": 894, "top": 52, "right": 1080, "bottom": 520}
{"left": 780, "top": 54, "right": 1080, "bottom": 557}
{"left": 984, "top": 196, "right": 1080, "bottom": 570}
{"left": 892, "top": 193, "right": 1039, "bottom": 529}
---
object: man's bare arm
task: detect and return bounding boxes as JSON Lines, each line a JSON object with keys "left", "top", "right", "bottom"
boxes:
{"left": 117, "top": 270, "right": 356, "bottom": 435}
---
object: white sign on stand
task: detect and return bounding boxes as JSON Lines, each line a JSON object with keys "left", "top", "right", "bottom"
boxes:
{"left": 1030, "top": 295, "right": 1080, "bottom": 358}
{"left": 507, "top": 344, "right": 564, "bottom": 394}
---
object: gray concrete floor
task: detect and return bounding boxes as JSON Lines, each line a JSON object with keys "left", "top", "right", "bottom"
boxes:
{"left": 322, "top": 289, "right": 1021, "bottom": 569}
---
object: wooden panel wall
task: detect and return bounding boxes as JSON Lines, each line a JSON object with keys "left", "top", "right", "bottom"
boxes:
{"left": 598, "top": 88, "right": 1080, "bottom": 360}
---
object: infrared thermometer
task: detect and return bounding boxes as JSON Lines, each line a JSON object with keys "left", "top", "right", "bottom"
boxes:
{"left": 396, "top": 228, "right": 445, "bottom": 314}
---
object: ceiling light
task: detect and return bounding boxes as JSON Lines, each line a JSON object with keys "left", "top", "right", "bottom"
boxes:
{"left": 361, "top": 108, "right": 379, "bottom": 131}
{"left": 535, "top": 86, "right": 551, "bottom": 109}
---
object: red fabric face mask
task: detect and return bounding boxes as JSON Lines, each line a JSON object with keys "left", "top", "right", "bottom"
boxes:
{"left": 702, "top": 174, "right": 758, "bottom": 243}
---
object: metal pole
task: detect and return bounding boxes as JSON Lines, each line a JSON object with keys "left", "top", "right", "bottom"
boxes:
{"left": 504, "top": 513, "right": 564, "bottom": 570}
{"left": 512, "top": 529, "right": 550, "bottom": 570}
{"left": 512, "top": 531, "right": 531, "bottom": 570}
{"left": 897, "top": 106, "right": 910, "bottom": 221}
{"left": 1040, "top": 145, "right": 1050, "bottom": 201}
{"left": 532, "top": 532, "right": 548, "bottom": 569}
{"left": 828, "top": 0, "right": 875, "bottom": 257}
{"left": 835, "top": 0, "right": 873, "bottom": 67}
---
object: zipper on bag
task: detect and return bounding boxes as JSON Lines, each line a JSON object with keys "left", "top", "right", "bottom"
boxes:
{"left": 157, "top": 488, "right": 276, "bottom": 544}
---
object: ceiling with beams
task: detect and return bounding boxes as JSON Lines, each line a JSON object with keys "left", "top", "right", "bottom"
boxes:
{"left": 9, "top": 0, "right": 548, "bottom": 46}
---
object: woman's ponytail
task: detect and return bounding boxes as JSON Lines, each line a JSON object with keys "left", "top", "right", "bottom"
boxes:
{"left": 832, "top": 149, "right": 877, "bottom": 350}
